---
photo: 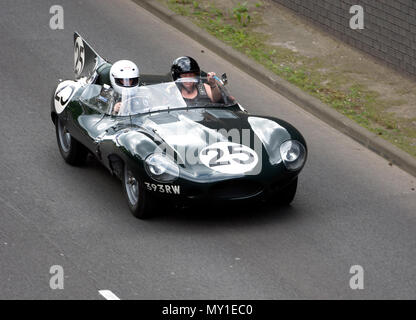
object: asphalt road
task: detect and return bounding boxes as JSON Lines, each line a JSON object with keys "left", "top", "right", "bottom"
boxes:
{"left": 0, "top": 0, "right": 415, "bottom": 299}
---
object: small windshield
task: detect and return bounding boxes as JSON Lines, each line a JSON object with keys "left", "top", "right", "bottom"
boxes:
{"left": 80, "top": 84, "right": 113, "bottom": 113}
{"left": 112, "top": 76, "right": 236, "bottom": 116}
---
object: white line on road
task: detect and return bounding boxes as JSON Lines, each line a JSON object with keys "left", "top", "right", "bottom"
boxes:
{"left": 99, "top": 290, "right": 121, "bottom": 300}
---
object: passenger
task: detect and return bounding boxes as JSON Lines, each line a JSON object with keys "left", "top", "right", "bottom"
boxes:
{"left": 171, "top": 56, "right": 222, "bottom": 104}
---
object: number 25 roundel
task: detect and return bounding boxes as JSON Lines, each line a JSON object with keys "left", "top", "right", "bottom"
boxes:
{"left": 74, "top": 36, "right": 85, "bottom": 77}
{"left": 199, "top": 142, "right": 259, "bottom": 174}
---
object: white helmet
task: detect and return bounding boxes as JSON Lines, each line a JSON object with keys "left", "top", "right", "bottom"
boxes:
{"left": 110, "top": 60, "right": 140, "bottom": 94}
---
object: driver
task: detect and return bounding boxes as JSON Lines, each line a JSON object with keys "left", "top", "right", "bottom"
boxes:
{"left": 171, "top": 56, "right": 222, "bottom": 104}
{"left": 110, "top": 60, "right": 140, "bottom": 115}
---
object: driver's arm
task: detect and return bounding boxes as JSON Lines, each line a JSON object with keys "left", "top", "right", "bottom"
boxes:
{"left": 205, "top": 72, "right": 222, "bottom": 103}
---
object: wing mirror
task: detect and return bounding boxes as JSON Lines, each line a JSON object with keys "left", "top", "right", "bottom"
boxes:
{"left": 221, "top": 73, "right": 228, "bottom": 85}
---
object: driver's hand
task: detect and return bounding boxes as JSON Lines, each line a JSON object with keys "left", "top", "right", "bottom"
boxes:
{"left": 207, "top": 72, "right": 217, "bottom": 86}
{"left": 113, "top": 102, "right": 121, "bottom": 114}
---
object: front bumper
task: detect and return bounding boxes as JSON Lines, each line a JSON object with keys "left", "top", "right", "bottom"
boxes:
{"left": 145, "top": 169, "right": 299, "bottom": 206}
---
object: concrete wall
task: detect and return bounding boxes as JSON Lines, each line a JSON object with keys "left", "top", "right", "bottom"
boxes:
{"left": 272, "top": 0, "right": 416, "bottom": 77}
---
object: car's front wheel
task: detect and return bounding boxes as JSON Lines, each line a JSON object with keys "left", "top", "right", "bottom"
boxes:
{"left": 56, "top": 118, "right": 88, "bottom": 166}
{"left": 122, "top": 165, "right": 153, "bottom": 219}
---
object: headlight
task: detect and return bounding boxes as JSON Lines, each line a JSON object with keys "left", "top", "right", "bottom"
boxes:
{"left": 145, "top": 153, "right": 179, "bottom": 183}
{"left": 280, "top": 140, "right": 306, "bottom": 171}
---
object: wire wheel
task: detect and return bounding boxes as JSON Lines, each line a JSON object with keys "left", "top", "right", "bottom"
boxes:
{"left": 57, "top": 118, "right": 71, "bottom": 153}
{"left": 125, "top": 168, "right": 139, "bottom": 206}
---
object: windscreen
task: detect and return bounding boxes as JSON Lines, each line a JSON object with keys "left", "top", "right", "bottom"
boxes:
{"left": 113, "top": 76, "right": 236, "bottom": 116}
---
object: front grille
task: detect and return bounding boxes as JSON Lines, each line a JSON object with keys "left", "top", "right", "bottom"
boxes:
{"left": 210, "top": 179, "right": 263, "bottom": 199}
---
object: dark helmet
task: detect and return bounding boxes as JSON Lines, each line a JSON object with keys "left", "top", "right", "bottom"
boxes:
{"left": 171, "top": 56, "right": 200, "bottom": 81}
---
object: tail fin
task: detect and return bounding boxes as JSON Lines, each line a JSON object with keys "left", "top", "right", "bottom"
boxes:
{"left": 74, "top": 32, "right": 107, "bottom": 79}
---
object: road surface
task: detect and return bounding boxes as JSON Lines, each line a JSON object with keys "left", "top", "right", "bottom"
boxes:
{"left": 0, "top": 0, "right": 415, "bottom": 299}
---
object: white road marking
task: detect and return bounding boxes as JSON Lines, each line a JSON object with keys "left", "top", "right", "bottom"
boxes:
{"left": 99, "top": 290, "right": 121, "bottom": 300}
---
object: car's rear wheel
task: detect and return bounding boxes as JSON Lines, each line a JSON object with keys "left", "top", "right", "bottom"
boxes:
{"left": 122, "top": 165, "right": 153, "bottom": 219}
{"left": 56, "top": 117, "right": 88, "bottom": 166}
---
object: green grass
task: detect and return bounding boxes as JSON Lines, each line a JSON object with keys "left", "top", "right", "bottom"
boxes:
{"left": 162, "top": 0, "right": 416, "bottom": 157}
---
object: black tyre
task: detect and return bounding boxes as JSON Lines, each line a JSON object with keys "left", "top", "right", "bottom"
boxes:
{"left": 274, "top": 177, "right": 298, "bottom": 205}
{"left": 56, "top": 118, "right": 88, "bottom": 166}
{"left": 122, "top": 164, "right": 153, "bottom": 219}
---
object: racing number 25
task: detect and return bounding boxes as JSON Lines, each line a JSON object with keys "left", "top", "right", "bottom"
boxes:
{"left": 201, "top": 145, "right": 255, "bottom": 167}
{"left": 74, "top": 37, "right": 85, "bottom": 76}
